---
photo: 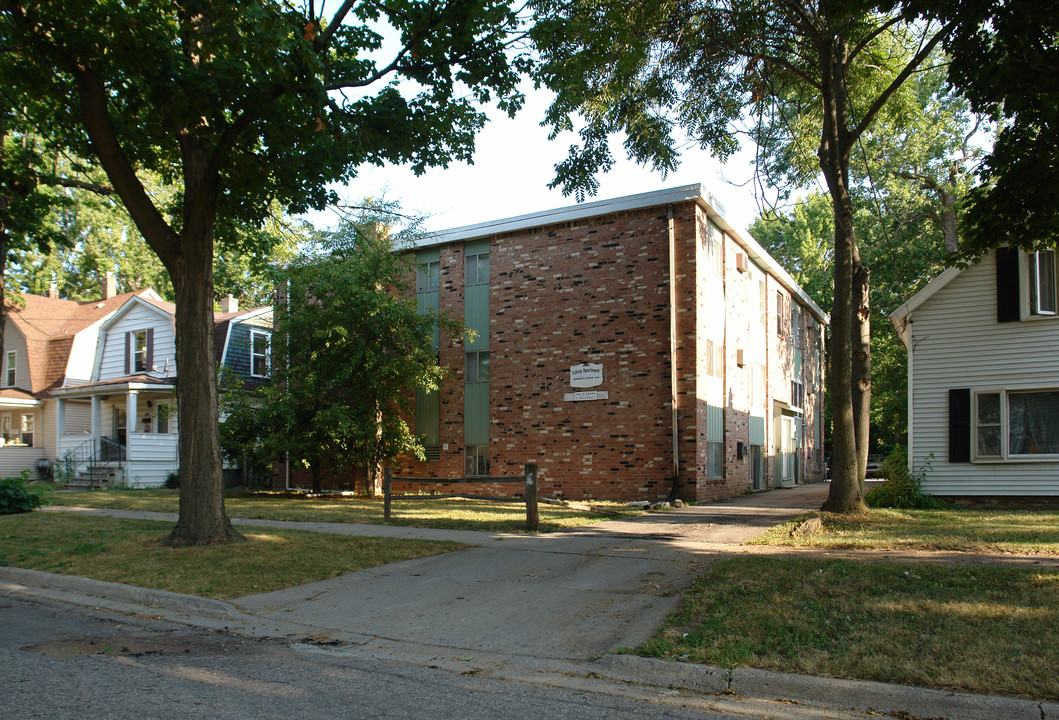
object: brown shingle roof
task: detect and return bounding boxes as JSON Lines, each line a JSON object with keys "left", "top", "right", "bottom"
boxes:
{"left": 5, "top": 289, "right": 161, "bottom": 396}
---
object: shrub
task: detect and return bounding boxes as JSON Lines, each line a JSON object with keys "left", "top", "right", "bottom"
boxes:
{"left": 866, "top": 449, "right": 947, "bottom": 509}
{"left": 0, "top": 471, "right": 49, "bottom": 514}
{"left": 165, "top": 472, "right": 180, "bottom": 489}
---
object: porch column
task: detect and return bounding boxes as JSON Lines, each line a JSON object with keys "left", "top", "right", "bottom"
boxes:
{"left": 126, "top": 390, "right": 138, "bottom": 438}
{"left": 55, "top": 398, "right": 66, "bottom": 439}
{"left": 90, "top": 395, "right": 101, "bottom": 449}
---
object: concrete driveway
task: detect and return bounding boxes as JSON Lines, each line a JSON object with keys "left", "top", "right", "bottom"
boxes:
{"left": 234, "top": 482, "right": 831, "bottom": 659}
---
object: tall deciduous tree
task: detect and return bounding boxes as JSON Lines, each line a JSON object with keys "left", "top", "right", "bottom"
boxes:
{"left": 2, "top": 0, "right": 526, "bottom": 543}
{"left": 530, "top": 0, "right": 952, "bottom": 512}
{"left": 262, "top": 211, "right": 458, "bottom": 493}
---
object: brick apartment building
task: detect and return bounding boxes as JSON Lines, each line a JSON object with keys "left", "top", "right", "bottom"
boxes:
{"left": 391, "top": 184, "right": 828, "bottom": 502}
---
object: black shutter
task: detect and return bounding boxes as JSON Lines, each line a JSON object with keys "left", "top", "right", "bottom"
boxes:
{"left": 146, "top": 328, "right": 154, "bottom": 372}
{"left": 949, "top": 388, "right": 971, "bottom": 463}
{"left": 995, "top": 247, "right": 1020, "bottom": 323}
{"left": 124, "top": 332, "right": 131, "bottom": 375}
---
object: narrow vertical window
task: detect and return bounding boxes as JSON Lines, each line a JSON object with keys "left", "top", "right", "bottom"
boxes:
{"left": 1031, "top": 249, "right": 1057, "bottom": 315}
{"left": 132, "top": 330, "right": 148, "bottom": 372}
{"left": 5, "top": 350, "right": 15, "bottom": 387}
{"left": 776, "top": 291, "right": 784, "bottom": 335}
{"left": 250, "top": 329, "right": 270, "bottom": 377}
{"left": 19, "top": 413, "right": 34, "bottom": 446}
{"left": 975, "top": 391, "right": 1002, "bottom": 458}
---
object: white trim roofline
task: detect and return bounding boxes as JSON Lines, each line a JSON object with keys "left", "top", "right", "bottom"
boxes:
{"left": 412, "top": 183, "right": 829, "bottom": 325}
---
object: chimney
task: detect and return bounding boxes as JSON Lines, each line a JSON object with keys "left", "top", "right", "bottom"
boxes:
{"left": 220, "top": 295, "right": 239, "bottom": 313}
{"left": 48, "top": 281, "right": 59, "bottom": 300}
{"left": 103, "top": 271, "right": 117, "bottom": 300}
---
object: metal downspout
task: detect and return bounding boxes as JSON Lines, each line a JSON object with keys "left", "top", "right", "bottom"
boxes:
{"left": 667, "top": 205, "right": 680, "bottom": 484}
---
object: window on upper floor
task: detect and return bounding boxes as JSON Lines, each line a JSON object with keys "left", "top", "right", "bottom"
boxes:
{"left": 466, "top": 251, "right": 490, "bottom": 286}
{"left": 1030, "top": 249, "right": 1057, "bottom": 316}
{"left": 5, "top": 350, "right": 15, "bottom": 387}
{"left": 465, "top": 351, "right": 490, "bottom": 383}
{"left": 131, "top": 329, "right": 148, "bottom": 373}
{"left": 776, "top": 291, "right": 785, "bottom": 336}
{"left": 791, "top": 379, "right": 805, "bottom": 410}
{"left": 791, "top": 304, "right": 802, "bottom": 349}
{"left": 250, "top": 329, "right": 270, "bottom": 378}
{"left": 416, "top": 260, "right": 440, "bottom": 293}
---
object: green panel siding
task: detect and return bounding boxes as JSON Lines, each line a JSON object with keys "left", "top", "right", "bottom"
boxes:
{"left": 464, "top": 238, "right": 490, "bottom": 256}
{"left": 418, "top": 248, "right": 440, "bottom": 263}
{"left": 416, "top": 249, "right": 441, "bottom": 349}
{"left": 465, "top": 284, "right": 490, "bottom": 351}
{"left": 706, "top": 404, "right": 724, "bottom": 443}
{"left": 415, "top": 388, "right": 440, "bottom": 447}
{"left": 749, "top": 415, "right": 766, "bottom": 446}
{"left": 464, "top": 382, "right": 490, "bottom": 446}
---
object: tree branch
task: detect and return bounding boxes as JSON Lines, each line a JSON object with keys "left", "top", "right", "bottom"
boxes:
{"left": 851, "top": 21, "right": 956, "bottom": 142}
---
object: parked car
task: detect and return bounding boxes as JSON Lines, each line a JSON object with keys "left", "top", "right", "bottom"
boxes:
{"left": 865, "top": 454, "right": 886, "bottom": 479}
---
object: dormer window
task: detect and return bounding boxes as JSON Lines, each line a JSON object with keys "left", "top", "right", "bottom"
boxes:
{"left": 132, "top": 330, "right": 148, "bottom": 372}
{"left": 125, "top": 328, "right": 153, "bottom": 375}
{"left": 250, "top": 329, "right": 270, "bottom": 378}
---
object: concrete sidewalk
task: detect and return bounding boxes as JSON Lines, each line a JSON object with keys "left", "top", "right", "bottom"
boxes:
{"left": 8, "top": 481, "right": 1058, "bottom": 720}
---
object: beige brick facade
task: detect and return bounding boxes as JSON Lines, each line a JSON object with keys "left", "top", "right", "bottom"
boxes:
{"left": 392, "top": 185, "right": 827, "bottom": 502}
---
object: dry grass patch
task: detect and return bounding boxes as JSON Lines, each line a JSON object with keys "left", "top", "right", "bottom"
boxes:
{"left": 639, "top": 557, "right": 1059, "bottom": 700}
{"left": 49, "top": 488, "right": 640, "bottom": 532}
{"left": 0, "top": 512, "right": 464, "bottom": 599}
{"left": 752, "top": 508, "right": 1059, "bottom": 555}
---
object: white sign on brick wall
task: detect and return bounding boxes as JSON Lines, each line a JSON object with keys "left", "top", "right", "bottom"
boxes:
{"left": 564, "top": 390, "right": 609, "bottom": 402}
{"left": 570, "top": 363, "right": 603, "bottom": 388}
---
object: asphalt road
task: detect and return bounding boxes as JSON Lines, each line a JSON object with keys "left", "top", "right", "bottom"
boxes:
{"left": 3, "top": 594, "right": 881, "bottom": 720}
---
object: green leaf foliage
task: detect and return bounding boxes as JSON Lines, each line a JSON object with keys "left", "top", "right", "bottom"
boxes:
{"left": 0, "top": 471, "right": 48, "bottom": 514}
{"left": 254, "top": 208, "right": 460, "bottom": 488}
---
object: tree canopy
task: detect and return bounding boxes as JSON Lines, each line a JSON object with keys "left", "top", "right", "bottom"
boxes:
{"left": 2, "top": 0, "right": 528, "bottom": 543}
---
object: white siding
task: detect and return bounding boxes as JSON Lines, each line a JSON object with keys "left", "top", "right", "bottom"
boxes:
{"left": 65, "top": 316, "right": 109, "bottom": 385}
{"left": 0, "top": 447, "right": 41, "bottom": 478}
{"left": 63, "top": 401, "right": 93, "bottom": 434}
{"left": 127, "top": 433, "right": 178, "bottom": 463}
{"left": 125, "top": 461, "right": 177, "bottom": 488}
{"left": 2, "top": 322, "right": 28, "bottom": 388}
{"left": 98, "top": 303, "right": 177, "bottom": 381}
{"left": 908, "top": 251, "right": 1059, "bottom": 495}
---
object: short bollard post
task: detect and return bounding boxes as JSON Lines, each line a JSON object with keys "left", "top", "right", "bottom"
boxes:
{"left": 524, "top": 463, "right": 539, "bottom": 532}
{"left": 383, "top": 467, "right": 392, "bottom": 521}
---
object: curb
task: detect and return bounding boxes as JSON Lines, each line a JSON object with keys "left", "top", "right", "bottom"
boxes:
{"left": 0, "top": 566, "right": 240, "bottom": 618}
{"left": 588, "top": 655, "right": 1059, "bottom": 720}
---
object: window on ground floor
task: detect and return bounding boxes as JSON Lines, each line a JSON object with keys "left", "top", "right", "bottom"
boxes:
{"left": 750, "top": 444, "right": 764, "bottom": 489}
{"left": 970, "top": 388, "right": 1059, "bottom": 460}
{"left": 465, "top": 445, "right": 489, "bottom": 477}
{"left": 19, "top": 413, "right": 33, "bottom": 447}
{"left": 706, "top": 441, "right": 723, "bottom": 478}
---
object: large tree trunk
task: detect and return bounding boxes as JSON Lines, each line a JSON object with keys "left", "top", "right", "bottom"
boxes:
{"left": 819, "top": 34, "right": 867, "bottom": 514}
{"left": 163, "top": 229, "right": 243, "bottom": 545}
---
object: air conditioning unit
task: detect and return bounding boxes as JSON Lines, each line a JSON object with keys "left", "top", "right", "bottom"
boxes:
{"left": 735, "top": 252, "right": 749, "bottom": 273}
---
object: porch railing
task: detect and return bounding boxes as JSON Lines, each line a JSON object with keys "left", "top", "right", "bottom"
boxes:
{"left": 58, "top": 436, "right": 126, "bottom": 484}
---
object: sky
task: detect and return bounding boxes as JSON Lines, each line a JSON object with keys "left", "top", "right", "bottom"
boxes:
{"left": 310, "top": 83, "right": 785, "bottom": 238}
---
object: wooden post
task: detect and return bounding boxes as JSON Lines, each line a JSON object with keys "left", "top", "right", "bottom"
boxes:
{"left": 524, "top": 463, "right": 539, "bottom": 532}
{"left": 383, "top": 466, "right": 392, "bottom": 521}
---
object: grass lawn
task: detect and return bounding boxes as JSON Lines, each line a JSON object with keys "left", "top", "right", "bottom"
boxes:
{"left": 639, "top": 556, "right": 1059, "bottom": 701}
{"left": 47, "top": 487, "right": 640, "bottom": 532}
{"left": 0, "top": 512, "right": 464, "bottom": 599}
{"left": 751, "top": 508, "right": 1059, "bottom": 555}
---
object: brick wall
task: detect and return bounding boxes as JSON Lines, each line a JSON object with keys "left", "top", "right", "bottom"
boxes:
{"left": 391, "top": 197, "right": 825, "bottom": 501}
